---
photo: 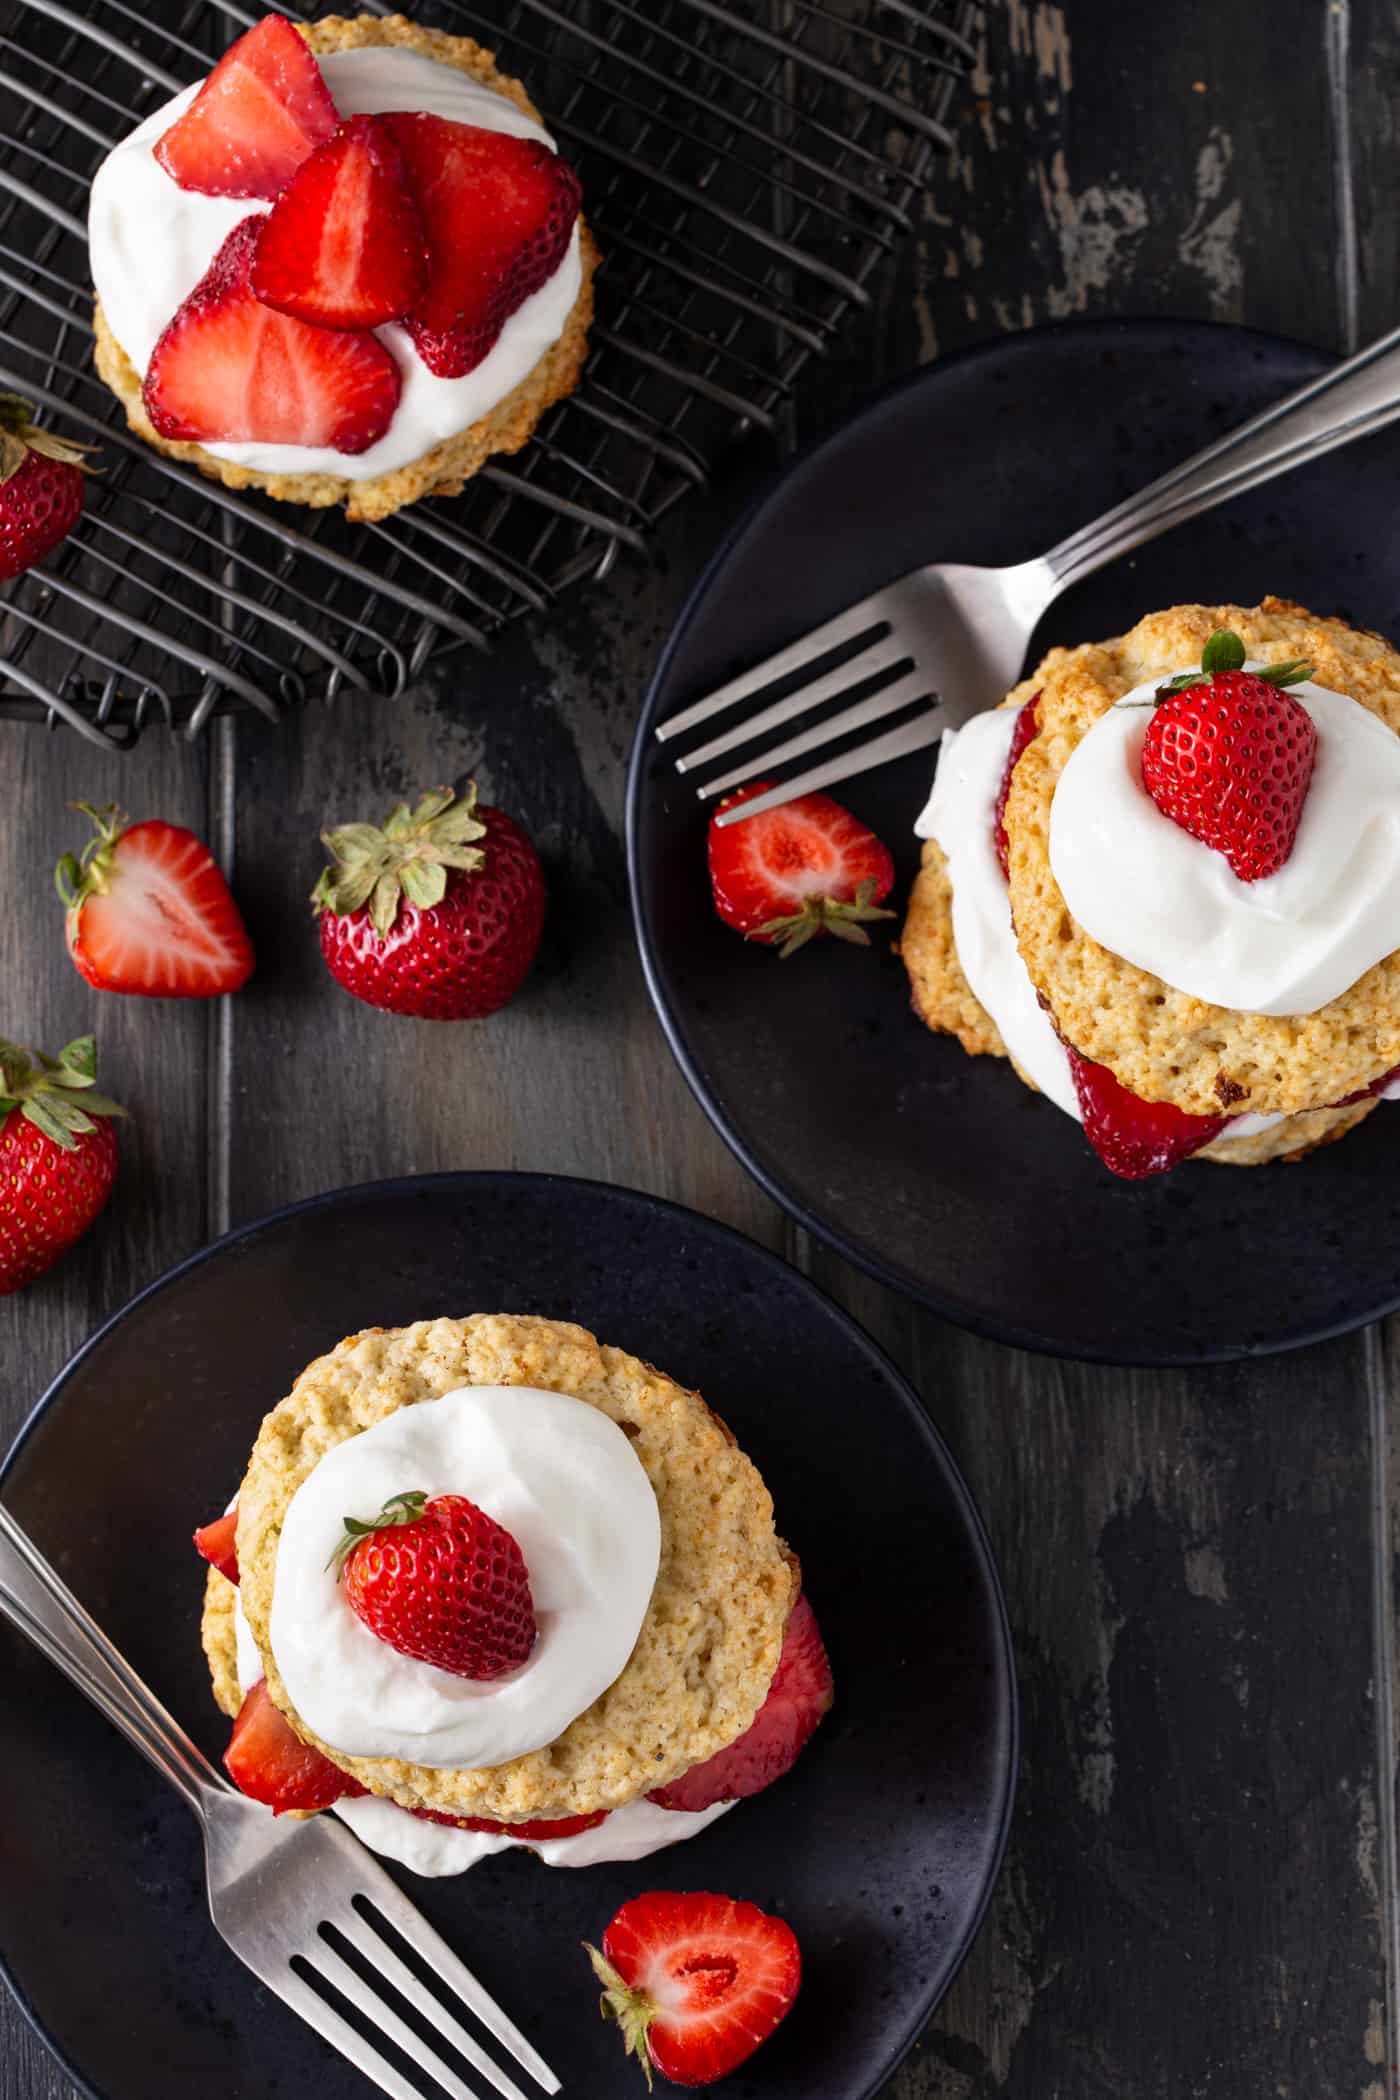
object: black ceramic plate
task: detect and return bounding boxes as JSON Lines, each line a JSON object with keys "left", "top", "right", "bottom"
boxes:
{"left": 628, "top": 318, "right": 1400, "bottom": 1364}
{"left": 0, "top": 1173, "right": 1014, "bottom": 2100}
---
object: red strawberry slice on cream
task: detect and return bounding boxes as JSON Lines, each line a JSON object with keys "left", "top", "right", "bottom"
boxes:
{"left": 252, "top": 116, "right": 428, "bottom": 330}
{"left": 155, "top": 15, "right": 339, "bottom": 201}
{"left": 143, "top": 218, "right": 401, "bottom": 454}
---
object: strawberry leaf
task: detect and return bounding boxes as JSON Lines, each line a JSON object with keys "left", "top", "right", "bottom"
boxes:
{"left": 1200, "top": 628, "right": 1246, "bottom": 675}
{"left": 327, "top": 1489, "right": 428, "bottom": 1576}
{"left": 1254, "top": 657, "right": 1313, "bottom": 689}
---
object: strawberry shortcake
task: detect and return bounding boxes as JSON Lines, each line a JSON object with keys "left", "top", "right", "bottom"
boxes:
{"left": 901, "top": 600, "right": 1400, "bottom": 1178}
{"left": 196, "top": 1314, "right": 833, "bottom": 1877}
{"left": 89, "top": 14, "right": 595, "bottom": 522}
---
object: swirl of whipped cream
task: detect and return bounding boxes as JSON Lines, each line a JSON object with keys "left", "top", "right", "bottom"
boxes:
{"left": 87, "top": 47, "right": 583, "bottom": 481}
{"left": 1048, "top": 669, "right": 1400, "bottom": 1016}
{"left": 266, "top": 1385, "right": 661, "bottom": 1769}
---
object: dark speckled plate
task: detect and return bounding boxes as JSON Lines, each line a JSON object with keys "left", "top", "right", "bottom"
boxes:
{"left": 627, "top": 319, "right": 1400, "bottom": 1364}
{"left": 0, "top": 1172, "right": 1015, "bottom": 2100}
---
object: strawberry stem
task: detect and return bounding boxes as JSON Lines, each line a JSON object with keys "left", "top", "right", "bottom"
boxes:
{"left": 1154, "top": 630, "right": 1313, "bottom": 700}
{"left": 0, "top": 395, "right": 99, "bottom": 486}
{"left": 584, "top": 1944, "right": 657, "bottom": 2090}
{"left": 326, "top": 1488, "right": 428, "bottom": 1577}
{"left": 0, "top": 1036, "right": 125, "bottom": 1153}
{"left": 755, "top": 877, "right": 896, "bottom": 960}
{"left": 312, "top": 784, "right": 487, "bottom": 938}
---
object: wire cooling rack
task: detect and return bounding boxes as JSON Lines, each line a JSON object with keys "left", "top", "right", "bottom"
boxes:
{"left": 0, "top": 0, "right": 972, "bottom": 745}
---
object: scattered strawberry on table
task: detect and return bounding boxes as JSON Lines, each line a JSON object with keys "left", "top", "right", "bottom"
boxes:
{"left": 586, "top": 1891, "right": 801, "bottom": 2089}
{"left": 0, "top": 395, "right": 94, "bottom": 583}
{"left": 330, "top": 1488, "right": 537, "bottom": 1680}
{"left": 1141, "top": 628, "right": 1316, "bottom": 882}
{"left": 708, "top": 781, "right": 895, "bottom": 957}
{"left": 313, "top": 783, "right": 546, "bottom": 1019}
{"left": 0, "top": 1037, "right": 123, "bottom": 1294}
{"left": 648, "top": 1591, "right": 833, "bottom": 1812}
{"left": 57, "top": 803, "right": 255, "bottom": 998}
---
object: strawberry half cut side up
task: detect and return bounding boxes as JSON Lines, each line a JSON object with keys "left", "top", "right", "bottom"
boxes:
{"left": 384, "top": 114, "right": 581, "bottom": 377}
{"left": 648, "top": 1592, "right": 833, "bottom": 1813}
{"left": 224, "top": 1681, "right": 367, "bottom": 1814}
{"left": 155, "top": 15, "right": 339, "bottom": 200}
{"left": 143, "top": 218, "right": 400, "bottom": 455}
{"left": 332, "top": 1489, "right": 537, "bottom": 1681}
{"left": 57, "top": 802, "right": 255, "bottom": 999}
{"left": 409, "top": 1807, "right": 608, "bottom": 1840}
{"left": 194, "top": 1509, "right": 240, "bottom": 1584}
{"left": 1140, "top": 628, "right": 1317, "bottom": 883}
{"left": 1067, "top": 1044, "right": 1228, "bottom": 1180}
{"left": 252, "top": 115, "right": 427, "bottom": 330}
{"left": 993, "top": 693, "right": 1041, "bottom": 881}
{"left": 586, "top": 1891, "right": 801, "bottom": 2090}
{"left": 707, "top": 781, "right": 896, "bottom": 958}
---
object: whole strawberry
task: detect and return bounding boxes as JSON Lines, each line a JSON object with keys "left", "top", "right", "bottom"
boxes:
{"left": 0, "top": 395, "right": 94, "bottom": 582}
{"left": 332, "top": 1489, "right": 537, "bottom": 1680}
{"left": 0, "top": 1037, "right": 124, "bottom": 1293}
{"left": 313, "top": 783, "right": 545, "bottom": 1019}
{"left": 1140, "top": 628, "right": 1316, "bottom": 882}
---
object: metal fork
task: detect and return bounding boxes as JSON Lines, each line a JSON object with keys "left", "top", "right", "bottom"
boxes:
{"left": 660, "top": 324, "right": 1400, "bottom": 826}
{"left": 0, "top": 1503, "right": 559, "bottom": 2100}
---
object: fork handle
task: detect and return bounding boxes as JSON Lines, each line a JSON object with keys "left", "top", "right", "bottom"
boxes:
{"left": 1045, "top": 323, "right": 1400, "bottom": 593}
{"left": 0, "top": 1501, "right": 229, "bottom": 1819}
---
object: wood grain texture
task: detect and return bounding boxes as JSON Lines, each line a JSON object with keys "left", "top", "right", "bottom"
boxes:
{"left": 3, "top": 4, "right": 1397, "bottom": 2100}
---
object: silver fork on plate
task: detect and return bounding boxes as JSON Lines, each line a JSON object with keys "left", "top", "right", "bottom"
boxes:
{"left": 660, "top": 324, "right": 1400, "bottom": 826}
{"left": 0, "top": 1502, "right": 559, "bottom": 2100}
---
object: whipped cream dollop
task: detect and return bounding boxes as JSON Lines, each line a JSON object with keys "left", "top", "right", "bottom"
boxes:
{"left": 88, "top": 47, "right": 583, "bottom": 480}
{"left": 1049, "top": 670, "right": 1400, "bottom": 1016}
{"left": 331, "top": 1790, "right": 734, "bottom": 1878}
{"left": 917, "top": 707, "right": 1083, "bottom": 1120}
{"left": 915, "top": 705, "right": 1285, "bottom": 1138}
{"left": 267, "top": 1384, "right": 661, "bottom": 1769}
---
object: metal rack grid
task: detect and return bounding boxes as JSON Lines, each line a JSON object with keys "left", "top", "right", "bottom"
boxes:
{"left": 0, "top": 0, "right": 973, "bottom": 745}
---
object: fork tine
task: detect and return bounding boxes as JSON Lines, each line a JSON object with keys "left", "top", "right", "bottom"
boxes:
{"left": 304, "top": 1940, "right": 506, "bottom": 2100}
{"left": 274, "top": 1965, "right": 454, "bottom": 2100}
{"left": 674, "top": 646, "right": 910, "bottom": 775}
{"left": 353, "top": 1882, "right": 561, "bottom": 2096}
{"left": 694, "top": 666, "right": 935, "bottom": 799}
{"left": 655, "top": 599, "right": 890, "bottom": 743}
{"left": 335, "top": 1905, "right": 533, "bottom": 2100}
{"left": 712, "top": 706, "right": 948, "bottom": 826}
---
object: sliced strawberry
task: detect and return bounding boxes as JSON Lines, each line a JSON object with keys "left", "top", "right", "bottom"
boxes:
{"left": 708, "top": 781, "right": 896, "bottom": 958}
{"left": 193, "top": 1509, "right": 239, "bottom": 1585}
{"left": 587, "top": 1891, "right": 801, "bottom": 2088}
{"left": 994, "top": 693, "right": 1040, "bottom": 880}
{"left": 649, "top": 1593, "right": 833, "bottom": 1813}
{"left": 384, "top": 114, "right": 580, "bottom": 377}
{"left": 252, "top": 116, "right": 426, "bottom": 330}
{"left": 224, "top": 1681, "right": 366, "bottom": 1814}
{"left": 57, "top": 803, "right": 255, "bottom": 999}
{"left": 1329, "top": 1060, "right": 1400, "bottom": 1109}
{"left": 143, "top": 217, "right": 400, "bottom": 455}
{"left": 1066, "top": 1044, "right": 1228, "bottom": 1179}
{"left": 155, "top": 15, "right": 338, "bottom": 201}
{"left": 408, "top": 1806, "right": 608, "bottom": 1840}
{"left": 334, "top": 1490, "right": 536, "bottom": 1681}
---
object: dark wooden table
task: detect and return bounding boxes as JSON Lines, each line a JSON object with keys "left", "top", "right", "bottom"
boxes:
{"left": 4, "top": 3, "right": 1396, "bottom": 2095}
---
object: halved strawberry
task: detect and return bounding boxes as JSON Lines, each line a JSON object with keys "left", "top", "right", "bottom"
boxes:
{"left": 143, "top": 217, "right": 400, "bottom": 455}
{"left": 224, "top": 1681, "right": 366, "bottom": 1814}
{"left": 649, "top": 1593, "right": 833, "bottom": 1813}
{"left": 193, "top": 1509, "right": 239, "bottom": 1585}
{"left": 1066, "top": 1044, "right": 1227, "bottom": 1179}
{"left": 252, "top": 116, "right": 426, "bottom": 330}
{"left": 708, "top": 781, "right": 896, "bottom": 958}
{"left": 586, "top": 1891, "right": 801, "bottom": 2089}
{"left": 994, "top": 693, "right": 1040, "bottom": 880}
{"left": 409, "top": 1807, "right": 608, "bottom": 1840}
{"left": 384, "top": 114, "right": 581, "bottom": 377}
{"left": 155, "top": 15, "right": 338, "bottom": 201}
{"left": 57, "top": 803, "right": 255, "bottom": 999}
